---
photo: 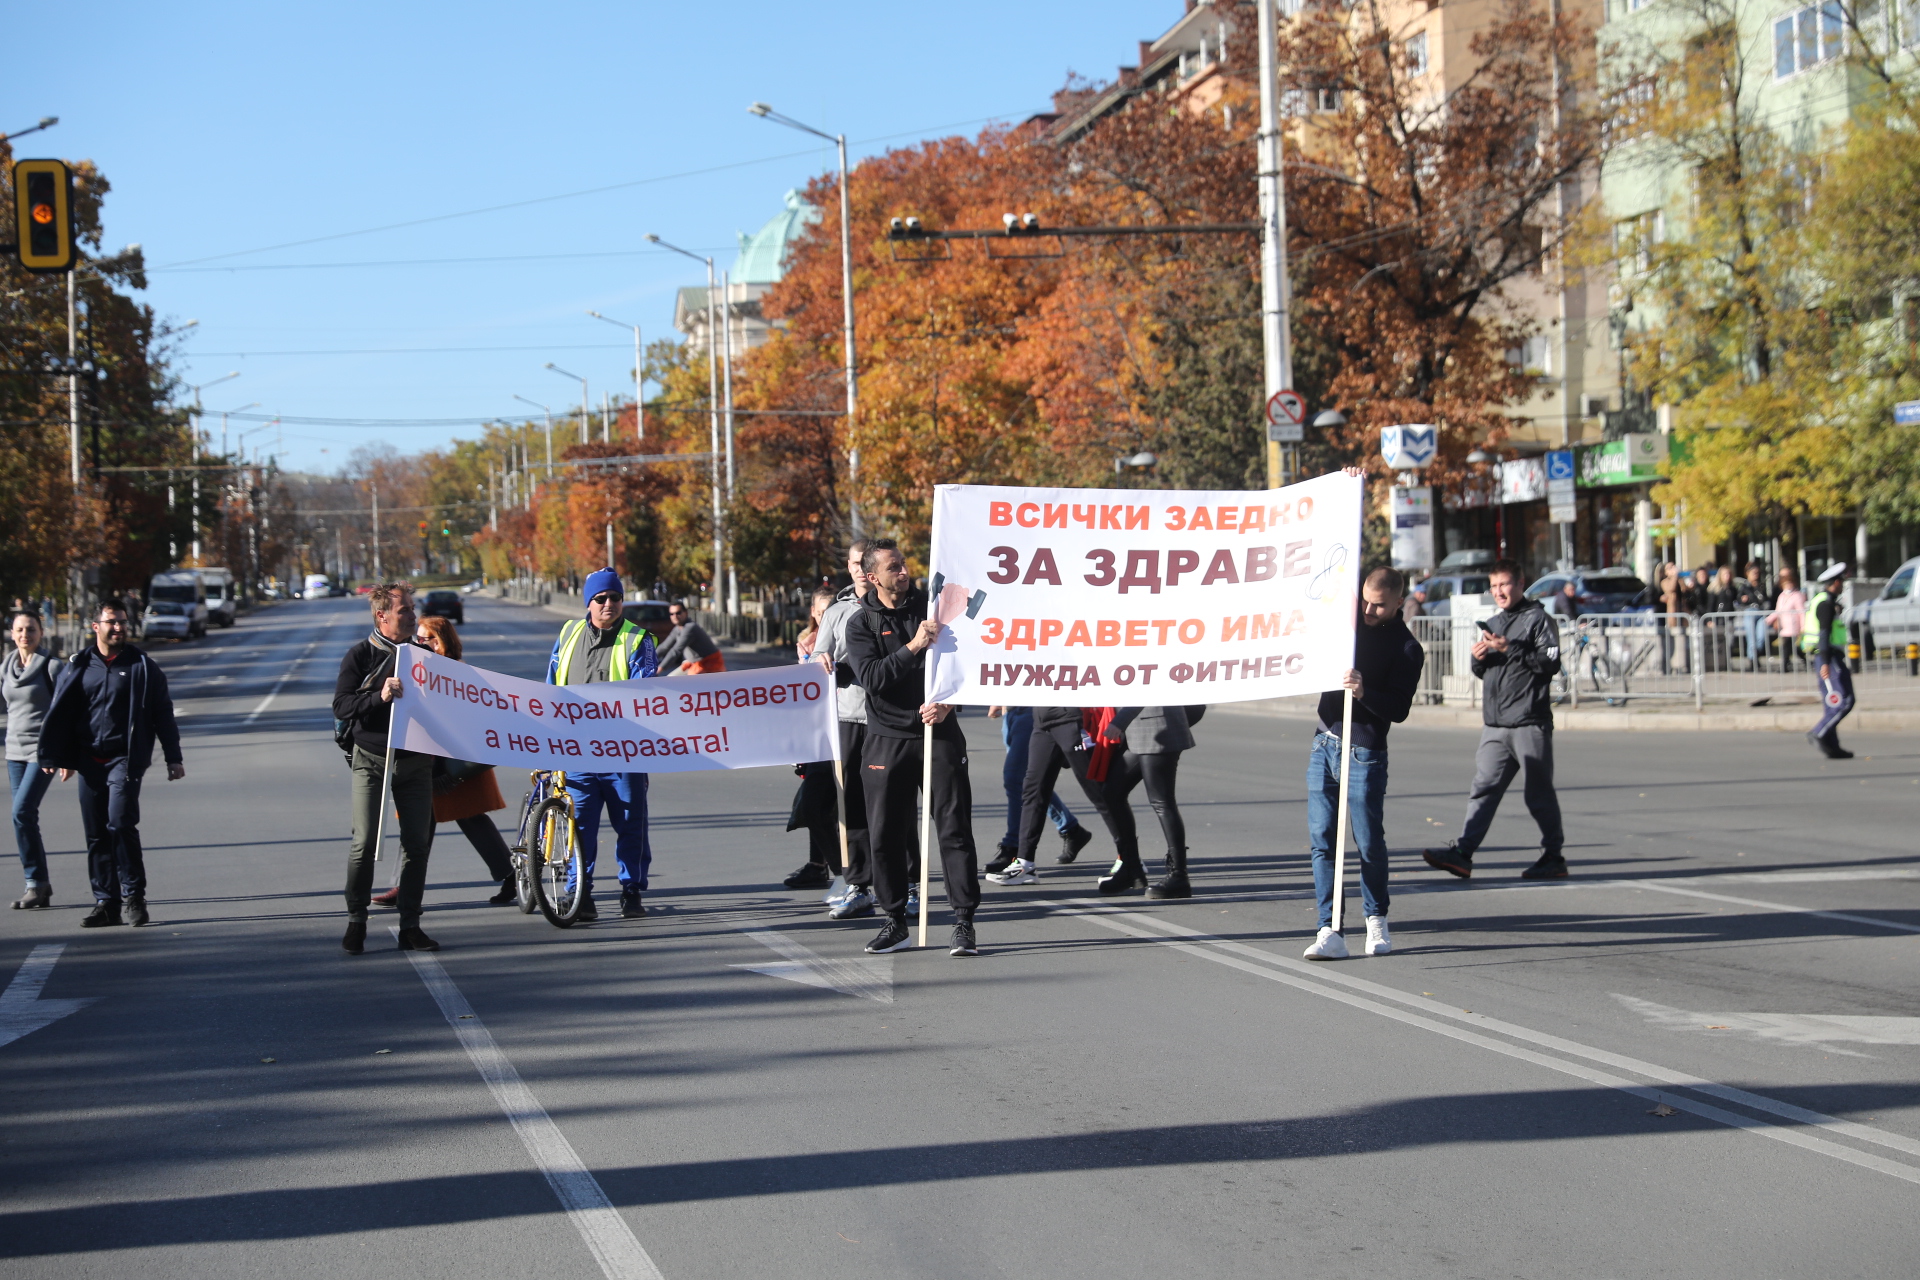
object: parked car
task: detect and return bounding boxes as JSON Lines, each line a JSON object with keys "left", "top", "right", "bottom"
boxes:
{"left": 461, "top": 579, "right": 486, "bottom": 595}
{"left": 1851, "top": 556, "right": 1919, "bottom": 657}
{"left": 1435, "top": 549, "right": 1495, "bottom": 573}
{"left": 1414, "top": 573, "right": 1493, "bottom": 618}
{"left": 199, "top": 567, "right": 238, "bottom": 626}
{"left": 418, "top": 589, "right": 464, "bottom": 625}
{"left": 622, "top": 600, "right": 674, "bottom": 643}
{"left": 1523, "top": 569, "right": 1649, "bottom": 617}
{"left": 145, "top": 569, "right": 209, "bottom": 640}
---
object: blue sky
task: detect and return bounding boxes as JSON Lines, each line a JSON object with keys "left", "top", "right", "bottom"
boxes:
{"left": 10, "top": 1, "right": 1180, "bottom": 473}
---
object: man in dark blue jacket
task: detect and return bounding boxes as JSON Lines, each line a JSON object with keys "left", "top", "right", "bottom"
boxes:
{"left": 38, "top": 600, "right": 185, "bottom": 928}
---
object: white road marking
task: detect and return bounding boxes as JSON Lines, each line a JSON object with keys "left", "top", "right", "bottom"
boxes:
{"left": 0, "top": 945, "right": 98, "bottom": 1050}
{"left": 1716, "top": 868, "right": 1920, "bottom": 885}
{"left": 1616, "top": 994, "right": 1920, "bottom": 1047}
{"left": 1613, "top": 879, "right": 1920, "bottom": 936}
{"left": 243, "top": 626, "right": 333, "bottom": 724}
{"left": 1037, "top": 899, "right": 1920, "bottom": 1185}
{"left": 734, "top": 927, "right": 894, "bottom": 1003}
{"left": 398, "top": 934, "right": 665, "bottom": 1280}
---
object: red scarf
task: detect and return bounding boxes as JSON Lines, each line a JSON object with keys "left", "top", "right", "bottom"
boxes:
{"left": 1081, "top": 707, "right": 1117, "bottom": 782}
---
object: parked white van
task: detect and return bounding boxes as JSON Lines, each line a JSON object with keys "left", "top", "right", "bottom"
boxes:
{"left": 199, "top": 567, "right": 237, "bottom": 627}
{"left": 304, "top": 573, "right": 332, "bottom": 600}
{"left": 145, "top": 570, "right": 209, "bottom": 640}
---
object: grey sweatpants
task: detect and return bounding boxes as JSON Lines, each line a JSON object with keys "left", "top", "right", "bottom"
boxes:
{"left": 1457, "top": 725, "right": 1564, "bottom": 856}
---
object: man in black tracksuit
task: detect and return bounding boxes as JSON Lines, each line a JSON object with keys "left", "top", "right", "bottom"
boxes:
{"left": 1424, "top": 558, "right": 1568, "bottom": 880}
{"left": 843, "top": 542, "right": 981, "bottom": 956}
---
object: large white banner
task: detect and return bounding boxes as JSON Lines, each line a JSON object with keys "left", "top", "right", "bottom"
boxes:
{"left": 389, "top": 647, "right": 837, "bottom": 773}
{"left": 925, "top": 472, "right": 1362, "bottom": 707}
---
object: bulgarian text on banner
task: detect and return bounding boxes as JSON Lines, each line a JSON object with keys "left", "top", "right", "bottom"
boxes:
{"left": 389, "top": 647, "right": 838, "bottom": 774}
{"left": 924, "top": 471, "right": 1361, "bottom": 708}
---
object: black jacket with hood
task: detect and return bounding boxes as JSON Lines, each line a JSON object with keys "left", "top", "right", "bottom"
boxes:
{"left": 844, "top": 587, "right": 964, "bottom": 743}
{"left": 1470, "top": 597, "right": 1562, "bottom": 728}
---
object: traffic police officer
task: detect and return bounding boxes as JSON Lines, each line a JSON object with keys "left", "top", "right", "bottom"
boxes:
{"left": 546, "top": 568, "right": 659, "bottom": 917}
{"left": 1804, "top": 562, "right": 1854, "bottom": 759}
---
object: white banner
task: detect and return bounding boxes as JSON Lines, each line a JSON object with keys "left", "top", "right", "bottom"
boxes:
{"left": 925, "top": 472, "right": 1362, "bottom": 707}
{"left": 389, "top": 647, "right": 837, "bottom": 773}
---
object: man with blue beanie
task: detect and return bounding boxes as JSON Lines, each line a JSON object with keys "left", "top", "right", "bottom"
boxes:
{"left": 546, "top": 568, "right": 659, "bottom": 919}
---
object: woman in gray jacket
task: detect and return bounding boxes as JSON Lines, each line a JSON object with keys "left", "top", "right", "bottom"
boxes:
{"left": 4, "top": 611, "right": 60, "bottom": 908}
{"left": 1096, "top": 705, "right": 1196, "bottom": 898}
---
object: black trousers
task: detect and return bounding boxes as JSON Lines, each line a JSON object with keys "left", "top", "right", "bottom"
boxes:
{"left": 1101, "top": 750, "right": 1186, "bottom": 854}
{"left": 839, "top": 720, "right": 915, "bottom": 888}
{"left": 862, "top": 731, "right": 978, "bottom": 920}
{"left": 1016, "top": 722, "right": 1116, "bottom": 862}
{"left": 76, "top": 756, "right": 145, "bottom": 903}
{"left": 429, "top": 814, "right": 513, "bottom": 880}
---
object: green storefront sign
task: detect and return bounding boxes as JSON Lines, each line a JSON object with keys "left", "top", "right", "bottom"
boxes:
{"left": 1576, "top": 433, "right": 1668, "bottom": 487}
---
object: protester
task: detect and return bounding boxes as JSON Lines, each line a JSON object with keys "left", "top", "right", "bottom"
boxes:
{"left": 413, "top": 615, "right": 517, "bottom": 906}
{"left": 783, "top": 586, "right": 841, "bottom": 891}
{"left": 844, "top": 540, "right": 981, "bottom": 956}
{"left": 988, "top": 700, "right": 1121, "bottom": 890}
{"left": 657, "top": 602, "right": 725, "bottom": 675}
{"left": 36, "top": 600, "right": 185, "bottom": 928}
{"left": 1100, "top": 705, "right": 1198, "bottom": 899}
{"left": 1768, "top": 568, "right": 1806, "bottom": 673}
{"left": 1423, "top": 558, "right": 1568, "bottom": 880}
{"left": 546, "top": 568, "right": 660, "bottom": 919}
{"left": 5, "top": 611, "right": 61, "bottom": 909}
{"left": 983, "top": 705, "right": 1094, "bottom": 874}
{"left": 333, "top": 582, "right": 436, "bottom": 953}
{"left": 1804, "top": 562, "right": 1854, "bottom": 759}
{"left": 1303, "top": 568, "right": 1425, "bottom": 960}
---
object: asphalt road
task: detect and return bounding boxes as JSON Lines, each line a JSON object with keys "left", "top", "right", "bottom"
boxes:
{"left": 2, "top": 592, "right": 1916, "bottom": 1278}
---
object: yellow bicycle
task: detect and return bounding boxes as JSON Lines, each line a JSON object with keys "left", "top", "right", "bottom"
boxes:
{"left": 512, "top": 770, "right": 586, "bottom": 928}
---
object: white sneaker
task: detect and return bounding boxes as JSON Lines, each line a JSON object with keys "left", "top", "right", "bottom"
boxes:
{"left": 1365, "top": 916, "right": 1392, "bottom": 956}
{"left": 1303, "top": 927, "right": 1349, "bottom": 961}
{"left": 985, "top": 858, "right": 1038, "bottom": 886}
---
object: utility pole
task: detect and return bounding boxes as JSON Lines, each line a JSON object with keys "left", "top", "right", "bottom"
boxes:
{"left": 67, "top": 270, "right": 80, "bottom": 487}
{"left": 371, "top": 484, "right": 382, "bottom": 580}
{"left": 722, "top": 268, "right": 738, "bottom": 614}
{"left": 1256, "top": 0, "right": 1297, "bottom": 491}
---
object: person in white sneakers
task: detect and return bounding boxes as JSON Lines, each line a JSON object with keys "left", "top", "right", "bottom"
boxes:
{"left": 1303, "top": 566, "right": 1424, "bottom": 960}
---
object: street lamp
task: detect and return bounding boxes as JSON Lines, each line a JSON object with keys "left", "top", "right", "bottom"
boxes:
{"left": 0, "top": 116, "right": 58, "bottom": 142}
{"left": 215, "top": 402, "right": 260, "bottom": 462}
{"left": 587, "top": 311, "right": 645, "bottom": 439}
{"left": 544, "top": 363, "right": 590, "bottom": 445}
{"left": 512, "top": 394, "right": 553, "bottom": 473}
{"left": 749, "top": 101, "right": 861, "bottom": 535}
{"left": 1312, "top": 409, "right": 1347, "bottom": 431}
{"left": 646, "top": 233, "right": 726, "bottom": 609}
{"left": 180, "top": 364, "right": 234, "bottom": 564}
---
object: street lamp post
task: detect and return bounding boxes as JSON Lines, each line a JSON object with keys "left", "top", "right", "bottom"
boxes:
{"left": 720, "top": 269, "right": 738, "bottom": 613}
{"left": 647, "top": 234, "right": 726, "bottom": 609}
{"left": 183, "top": 363, "right": 234, "bottom": 565}
{"left": 1254, "top": 0, "right": 1300, "bottom": 490}
{"left": 512, "top": 395, "right": 553, "bottom": 473}
{"left": 749, "top": 102, "right": 861, "bottom": 534}
{"left": 545, "top": 363, "right": 589, "bottom": 445}
{"left": 587, "top": 311, "right": 645, "bottom": 439}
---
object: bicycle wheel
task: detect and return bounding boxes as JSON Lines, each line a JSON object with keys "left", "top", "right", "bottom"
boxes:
{"left": 530, "top": 797, "right": 585, "bottom": 928}
{"left": 511, "top": 789, "right": 541, "bottom": 913}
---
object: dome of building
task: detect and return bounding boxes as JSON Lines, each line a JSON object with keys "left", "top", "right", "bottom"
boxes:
{"left": 732, "top": 189, "right": 818, "bottom": 286}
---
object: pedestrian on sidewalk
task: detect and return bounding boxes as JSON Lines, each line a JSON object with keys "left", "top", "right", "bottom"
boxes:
{"left": 332, "top": 581, "right": 437, "bottom": 954}
{"left": 1804, "top": 562, "right": 1855, "bottom": 759}
{"left": 37, "top": 599, "right": 185, "bottom": 928}
{"left": 783, "top": 586, "right": 842, "bottom": 891}
{"left": 1767, "top": 569, "right": 1806, "bottom": 673}
{"left": 1423, "top": 557, "right": 1568, "bottom": 881}
{"left": 6, "top": 610, "right": 62, "bottom": 909}
{"left": 415, "top": 615, "right": 517, "bottom": 906}
{"left": 545, "top": 568, "right": 660, "bottom": 919}
{"left": 844, "top": 540, "right": 981, "bottom": 956}
{"left": 982, "top": 705, "right": 1094, "bottom": 874}
{"left": 658, "top": 602, "right": 725, "bottom": 675}
{"left": 1303, "top": 568, "right": 1425, "bottom": 960}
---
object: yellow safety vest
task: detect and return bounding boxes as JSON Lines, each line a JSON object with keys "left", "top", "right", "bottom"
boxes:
{"left": 553, "top": 618, "right": 646, "bottom": 684}
{"left": 1799, "top": 590, "right": 1847, "bottom": 655}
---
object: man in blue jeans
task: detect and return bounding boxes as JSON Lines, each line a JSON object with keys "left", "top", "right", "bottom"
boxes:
{"left": 982, "top": 705, "right": 1093, "bottom": 873}
{"left": 1304, "top": 567, "right": 1424, "bottom": 960}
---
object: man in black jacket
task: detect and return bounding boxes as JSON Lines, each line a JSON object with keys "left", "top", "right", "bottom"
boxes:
{"left": 843, "top": 542, "right": 981, "bottom": 957}
{"left": 1425, "top": 559, "right": 1568, "bottom": 880}
{"left": 331, "top": 581, "right": 436, "bottom": 954}
{"left": 38, "top": 600, "right": 185, "bottom": 928}
{"left": 1303, "top": 568, "right": 1425, "bottom": 960}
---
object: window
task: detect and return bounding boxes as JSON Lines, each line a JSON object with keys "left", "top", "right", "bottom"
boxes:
{"left": 1775, "top": 2, "right": 1844, "bottom": 78}
{"left": 1885, "top": 566, "right": 1915, "bottom": 600}
{"left": 1425, "top": 580, "right": 1453, "bottom": 602}
{"left": 1406, "top": 31, "right": 1429, "bottom": 75}
{"left": 1601, "top": 76, "right": 1656, "bottom": 151}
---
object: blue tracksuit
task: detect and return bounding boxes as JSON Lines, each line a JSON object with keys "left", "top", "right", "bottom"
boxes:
{"left": 546, "top": 619, "right": 658, "bottom": 895}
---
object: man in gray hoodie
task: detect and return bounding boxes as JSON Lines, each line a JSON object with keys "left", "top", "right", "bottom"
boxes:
{"left": 1424, "top": 558, "right": 1568, "bottom": 880}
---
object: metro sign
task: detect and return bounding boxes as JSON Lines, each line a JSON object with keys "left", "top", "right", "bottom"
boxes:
{"left": 1380, "top": 424, "right": 1437, "bottom": 470}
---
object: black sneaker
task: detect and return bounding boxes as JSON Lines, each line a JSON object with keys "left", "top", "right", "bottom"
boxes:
{"left": 81, "top": 901, "right": 124, "bottom": 928}
{"left": 127, "top": 897, "right": 150, "bottom": 927}
{"left": 982, "top": 844, "right": 1018, "bottom": 878}
{"left": 620, "top": 887, "right": 646, "bottom": 918}
{"left": 488, "top": 877, "right": 517, "bottom": 905}
{"left": 575, "top": 895, "right": 599, "bottom": 922}
{"left": 342, "top": 919, "right": 367, "bottom": 954}
{"left": 396, "top": 926, "right": 440, "bottom": 951}
{"left": 1520, "top": 853, "right": 1569, "bottom": 880}
{"left": 1058, "top": 824, "right": 1093, "bottom": 864}
{"left": 949, "top": 920, "right": 979, "bottom": 956}
{"left": 865, "top": 917, "right": 913, "bottom": 953}
{"left": 1422, "top": 842, "right": 1473, "bottom": 879}
{"left": 783, "top": 862, "right": 832, "bottom": 890}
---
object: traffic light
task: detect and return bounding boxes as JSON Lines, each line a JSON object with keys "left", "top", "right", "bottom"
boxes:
{"left": 417, "top": 521, "right": 428, "bottom": 533}
{"left": 11, "top": 159, "right": 74, "bottom": 272}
